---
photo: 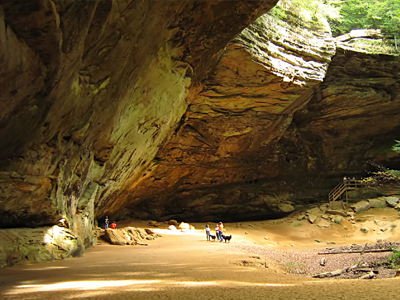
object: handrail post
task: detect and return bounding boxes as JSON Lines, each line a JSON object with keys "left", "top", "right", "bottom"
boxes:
{"left": 329, "top": 177, "right": 361, "bottom": 211}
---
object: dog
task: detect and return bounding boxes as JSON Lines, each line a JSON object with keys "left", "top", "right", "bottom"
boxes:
{"left": 210, "top": 234, "right": 216, "bottom": 241}
{"left": 221, "top": 234, "right": 232, "bottom": 243}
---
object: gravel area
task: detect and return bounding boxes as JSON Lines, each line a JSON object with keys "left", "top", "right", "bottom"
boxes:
{"left": 226, "top": 240, "right": 399, "bottom": 279}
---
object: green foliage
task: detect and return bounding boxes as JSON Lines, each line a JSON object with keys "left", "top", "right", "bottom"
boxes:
{"left": 345, "top": 38, "right": 400, "bottom": 55}
{"left": 269, "top": 0, "right": 340, "bottom": 25}
{"left": 361, "top": 160, "right": 400, "bottom": 187}
{"left": 269, "top": 5, "right": 287, "bottom": 21}
{"left": 388, "top": 248, "right": 400, "bottom": 269}
{"left": 268, "top": 0, "right": 400, "bottom": 40}
{"left": 331, "top": 0, "right": 400, "bottom": 38}
{"left": 293, "top": 222, "right": 303, "bottom": 227}
{"left": 392, "top": 140, "right": 400, "bottom": 153}
{"left": 266, "top": 0, "right": 400, "bottom": 54}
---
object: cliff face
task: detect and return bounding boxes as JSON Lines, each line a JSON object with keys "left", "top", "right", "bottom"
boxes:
{"left": 127, "top": 10, "right": 337, "bottom": 221}
{"left": 126, "top": 9, "right": 400, "bottom": 222}
{"left": 296, "top": 48, "right": 400, "bottom": 175}
{"left": 0, "top": 0, "right": 278, "bottom": 264}
{"left": 1, "top": 0, "right": 400, "bottom": 267}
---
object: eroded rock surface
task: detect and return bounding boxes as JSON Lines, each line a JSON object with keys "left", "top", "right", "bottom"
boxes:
{"left": 127, "top": 6, "right": 337, "bottom": 221}
{"left": 0, "top": 0, "right": 278, "bottom": 266}
{"left": 0, "top": 225, "right": 83, "bottom": 268}
{"left": 1, "top": 0, "right": 400, "bottom": 267}
{"left": 127, "top": 6, "right": 400, "bottom": 222}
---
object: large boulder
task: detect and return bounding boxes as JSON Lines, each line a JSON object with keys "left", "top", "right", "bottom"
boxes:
{"left": 325, "top": 210, "right": 347, "bottom": 217}
{"left": 350, "top": 201, "right": 371, "bottom": 213}
{"left": 369, "top": 198, "right": 387, "bottom": 208}
{"left": 103, "top": 229, "right": 127, "bottom": 245}
{"left": 0, "top": 226, "right": 82, "bottom": 268}
{"left": 385, "top": 197, "right": 400, "bottom": 208}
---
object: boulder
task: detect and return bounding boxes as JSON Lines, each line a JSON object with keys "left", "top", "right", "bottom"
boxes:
{"left": 325, "top": 210, "right": 347, "bottom": 217}
{"left": 125, "top": 227, "right": 146, "bottom": 240}
{"left": 148, "top": 221, "right": 160, "bottom": 227}
{"left": 145, "top": 228, "right": 155, "bottom": 235}
{"left": 350, "top": 201, "right": 370, "bottom": 213}
{"left": 297, "top": 214, "right": 306, "bottom": 221}
{"left": 306, "top": 207, "right": 322, "bottom": 216}
{"left": 316, "top": 219, "right": 332, "bottom": 228}
{"left": 374, "top": 220, "right": 387, "bottom": 226}
{"left": 385, "top": 197, "right": 400, "bottom": 208}
{"left": 333, "top": 217, "right": 342, "bottom": 224}
{"left": 0, "top": 226, "right": 81, "bottom": 268}
{"left": 308, "top": 214, "right": 318, "bottom": 224}
{"left": 319, "top": 204, "right": 329, "bottom": 213}
{"left": 104, "top": 229, "right": 127, "bottom": 245}
{"left": 369, "top": 198, "right": 387, "bottom": 208}
{"left": 178, "top": 222, "right": 190, "bottom": 230}
{"left": 278, "top": 203, "right": 295, "bottom": 213}
{"left": 168, "top": 220, "right": 179, "bottom": 226}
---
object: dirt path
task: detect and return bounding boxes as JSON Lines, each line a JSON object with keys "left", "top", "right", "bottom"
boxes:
{"left": 0, "top": 217, "right": 400, "bottom": 300}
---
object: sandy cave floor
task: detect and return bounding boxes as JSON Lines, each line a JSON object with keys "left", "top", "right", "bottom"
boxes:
{"left": 1, "top": 208, "right": 400, "bottom": 300}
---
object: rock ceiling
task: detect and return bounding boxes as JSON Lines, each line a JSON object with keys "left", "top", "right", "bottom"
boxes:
{"left": 1, "top": 0, "right": 400, "bottom": 264}
{"left": 0, "top": 0, "right": 278, "bottom": 232}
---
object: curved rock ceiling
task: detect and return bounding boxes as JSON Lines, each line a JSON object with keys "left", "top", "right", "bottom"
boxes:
{"left": 1, "top": 0, "right": 400, "bottom": 267}
{"left": 0, "top": 1, "right": 278, "bottom": 235}
{"left": 127, "top": 7, "right": 400, "bottom": 222}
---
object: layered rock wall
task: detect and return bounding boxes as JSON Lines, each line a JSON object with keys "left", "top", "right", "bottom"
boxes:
{"left": 127, "top": 6, "right": 400, "bottom": 222}
{"left": 0, "top": 0, "right": 277, "bottom": 266}
{"left": 296, "top": 47, "right": 400, "bottom": 176}
{"left": 127, "top": 8, "right": 337, "bottom": 221}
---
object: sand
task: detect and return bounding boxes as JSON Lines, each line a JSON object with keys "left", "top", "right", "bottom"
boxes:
{"left": 0, "top": 208, "right": 399, "bottom": 300}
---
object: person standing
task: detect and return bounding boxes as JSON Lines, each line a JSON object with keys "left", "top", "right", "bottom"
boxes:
{"left": 215, "top": 224, "right": 220, "bottom": 240}
{"left": 218, "top": 222, "right": 224, "bottom": 242}
{"left": 205, "top": 224, "right": 211, "bottom": 241}
{"left": 104, "top": 216, "right": 109, "bottom": 229}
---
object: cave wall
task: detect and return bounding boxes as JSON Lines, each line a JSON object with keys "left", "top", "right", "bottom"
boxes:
{"left": 296, "top": 48, "right": 400, "bottom": 176}
{"left": 0, "top": 0, "right": 278, "bottom": 265}
{"left": 126, "top": 6, "right": 400, "bottom": 222}
{"left": 1, "top": 0, "right": 400, "bottom": 268}
{"left": 126, "top": 8, "right": 338, "bottom": 222}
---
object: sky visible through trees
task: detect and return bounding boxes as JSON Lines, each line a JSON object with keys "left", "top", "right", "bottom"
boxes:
{"left": 271, "top": 0, "right": 400, "bottom": 39}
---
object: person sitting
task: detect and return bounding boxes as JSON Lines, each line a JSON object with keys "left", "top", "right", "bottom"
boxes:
{"left": 110, "top": 221, "right": 117, "bottom": 229}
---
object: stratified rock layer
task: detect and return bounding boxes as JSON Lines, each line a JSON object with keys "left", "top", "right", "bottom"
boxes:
{"left": 0, "top": 0, "right": 278, "bottom": 265}
{"left": 128, "top": 9, "right": 400, "bottom": 222}
{"left": 128, "top": 11, "right": 337, "bottom": 221}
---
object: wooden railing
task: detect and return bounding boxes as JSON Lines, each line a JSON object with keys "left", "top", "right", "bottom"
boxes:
{"left": 328, "top": 179, "right": 363, "bottom": 209}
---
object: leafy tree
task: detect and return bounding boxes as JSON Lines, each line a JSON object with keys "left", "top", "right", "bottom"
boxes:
{"left": 267, "top": 0, "right": 400, "bottom": 52}
{"left": 392, "top": 140, "right": 400, "bottom": 153}
{"left": 331, "top": 0, "right": 400, "bottom": 39}
{"left": 362, "top": 141, "right": 400, "bottom": 187}
{"left": 269, "top": 0, "right": 340, "bottom": 24}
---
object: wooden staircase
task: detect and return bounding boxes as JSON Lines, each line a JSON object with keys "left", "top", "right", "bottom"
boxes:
{"left": 329, "top": 179, "right": 363, "bottom": 209}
